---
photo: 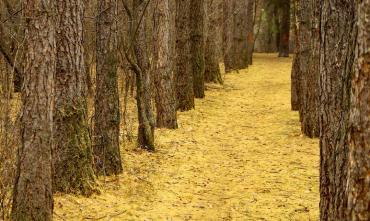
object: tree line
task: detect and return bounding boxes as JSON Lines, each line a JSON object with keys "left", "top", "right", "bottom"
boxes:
{"left": 291, "top": 0, "right": 369, "bottom": 220}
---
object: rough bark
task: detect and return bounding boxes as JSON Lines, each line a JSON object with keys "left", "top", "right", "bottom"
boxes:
{"left": 319, "top": 0, "right": 357, "bottom": 220}
{"left": 54, "top": 0, "right": 96, "bottom": 195}
{"left": 278, "top": 0, "right": 290, "bottom": 57}
{"left": 11, "top": 1, "right": 55, "bottom": 219}
{"left": 205, "top": 0, "right": 223, "bottom": 84}
{"left": 191, "top": 0, "right": 206, "bottom": 98}
{"left": 232, "top": 0, "right": 249, "bottom": 70}
{"left": 290, "top": 0, "right": 300, "bottom": 111}
{"left": 176, "top": 0, "right": 195, "bottom": 111}
{"left": 133, "top": 0, "right": 156, "bottom": 151}
{"left": 222, "top": 0, "right": 234, "bottom": 72}
{"left": 154, "top": 0, "right": 178, "bottom": 129}
{"left": 347, "top": 1, "right": 370, "bottom": 220}
{"left": 94, "top": 0, "right": 123, "bottom": 175}
{"left": 246, "top": 0, "right": 254, "bottom": 65}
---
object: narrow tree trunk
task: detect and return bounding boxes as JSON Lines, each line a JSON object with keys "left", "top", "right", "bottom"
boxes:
{"left": 291, "top": 0, "right": 300, "bottom": 111}
{"left": 154, "top": 0, "right": 178, "bottom": 129}
{"left": 347, "top": 1, "right": 370, "bottom": 220}
{"left": 191, "top": 0, "right": 206, "bottom": 98}
{"left": 278, "top": 1, "right": 290, "bottom": 57}
{"left": 246, "top": 0, "right": 254, "bottom": 65}
{"left": 205, "top": 0, "right": 223, "bottom": 84}
{"left": 223, "top": 0, "right": 234, "bottom": 72}
{"left": 176, "top": 0, "right": 195, "bottom": 111}
{"left": 11, "top": 1, "right": 55, "bottom": 219}
{"left": 133, "top": 0, "right": 156, "bottom": 151}
{"left": 54, "top": 0, "right": 96, "bottom": 195}
{"left": 94, "top": 0, "right": 123, "bottom": 175}
{"left": 319, "top": 0, "right": 357, "bottom": 220}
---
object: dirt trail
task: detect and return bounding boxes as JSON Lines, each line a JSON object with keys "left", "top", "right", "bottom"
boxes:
{"left": 55, "top": 54, "right": 319, "bottom": 221}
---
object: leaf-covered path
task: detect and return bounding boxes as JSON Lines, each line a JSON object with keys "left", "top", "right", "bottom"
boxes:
{"left": 55, "top": 54, "right": 319, "bottom": 220}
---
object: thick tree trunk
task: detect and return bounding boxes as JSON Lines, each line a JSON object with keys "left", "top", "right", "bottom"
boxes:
{"left": 232, "top": 0, "right": 249, "bottom": 70}
{"left": 205, "top": 0, "right": 223, "bottom": 84}
{"left": 347, "top": 1, "right": 370, "bottom": 220}
{"left": 319, "top": 0, "right": 357, "bottom": 220}
{"left": 94, "top": 0, "right": 123, "bottom": 175}
{"left": 133, "top": 0, "right": 156, "bottom": 151}
{"left": 176, "top": 0, "right": 195, "bottom": 111}
{"left": 154, "top": 0, "right": 178, "bottom": 129}
{"left": 278, "top": 1, "right": 290, "bottom": 57}
{"left": 191, "top": 0, "right": 206, "bottom": 98}
{"left": 54, "top": 0, "right": 96, "bottom": 195}
{"left": 11, "top": 1, "right": 55, "bottom": 219}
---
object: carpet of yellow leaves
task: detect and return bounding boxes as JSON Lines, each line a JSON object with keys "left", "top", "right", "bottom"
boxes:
{"left": 54, "top": 54, "right": 319, "bottom": 221}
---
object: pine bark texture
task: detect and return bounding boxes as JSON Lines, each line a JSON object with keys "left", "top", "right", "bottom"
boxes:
{"left": 278, "top": 1, "right": 290, "bottom": 57}
{"left": 176, "top": 0, "right": 195, "bottom": 111}
{"left": 222, "top": 0, "right": 234, "bottom": 72}
{"left": 191, "top": 0, "right": 206, "bottom": 98}
{"left": 290, "top": 0, "right": 300, "bottom": 111}
{"left": 232, "top": 0, "right": 249, "bottom": 70}
{"left": 205, "top": 0, "right": 223, "bottom": 84}
{"left": 94, "top": 0, "right": 123, "bottom": 175}
{"left": 11, "top": 1, "right": 55, "bottom": 219}
{"left": 154, "top": 0, "right": 178, "bottom": 129}
{"left": 133, "top": 0, "right": 156, "bottom": 150}
{"left": 54, "top": 0, "right": 96, "bottom": 195}
{"left": 347, "top": 1, "right": 370, "bottom": 220}
{"left": 319, "top": 0, "right": 357, "bottom": 220}
{"left": 246, "top": 0, "right": 254, "bottom": 65}
{"left": 298, "top": 0, "right": 319, "bottom": 138}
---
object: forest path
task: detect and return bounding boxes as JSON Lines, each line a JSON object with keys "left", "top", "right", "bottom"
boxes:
{"left": 55, "top": 54, "right": 319, "bottom": 221}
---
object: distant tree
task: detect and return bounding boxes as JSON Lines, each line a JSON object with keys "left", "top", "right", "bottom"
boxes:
{"left": 94, "top": 0, "right": 123, "bottom": 175}
{"left": 53, "top": 0, "right": 96, "bottom": 195}
{"left": 347, "top": 1, "right": 370, "bottom": 220}
{"left": 205, "top": 0, "right": 223, "bottom": 84}
{"left": 232, "top": 0, "right": 249, "bottom": 69}
{"left": 176, "top": 0, "right": 195, "bottom": 111}
{"left": 319, "top": 0, "right": 357, "bottom": 220}
{"left": 277, "top": 0, "right": 290, "bottom": 57}
{"left": 246, "top": 0, "right": 255, "bottom": 65}
{"left": 154, "top": 0, "right": 178, "bottom": 129}
{"left": 11, "top": 0, "right": 55, "bottom": 219}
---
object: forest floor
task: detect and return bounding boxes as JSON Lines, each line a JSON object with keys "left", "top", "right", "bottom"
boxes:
{"left": 54, "top": 54, "right": 319, "bottom": 221}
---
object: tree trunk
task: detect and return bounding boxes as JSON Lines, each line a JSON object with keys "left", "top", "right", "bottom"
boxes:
{"left": 133, "top": 0, "right": 156, "bottom": 151}
{"left": 94, "top": 0, "right": 123, "bottom": 175}
{"left": 278, "top": 1, "right": 290, "bottom": 57}
{"left": 246, "top": 0, "right": 254, "bottom": 65}
{"left": 11, "top": 1, "right": 55, "bottom": 219}
{"left": 54, "top": 0, "right": 96, "bottom": 195}
{"left": 319, "top": 0, "right": 357, "bottom": 220}
{"left": 191, "top": 0, "right": 206, "bottom": 98}
{"left": 347, "top": 1, "right": 370, "bottom": 220}
{"left": 176, "top": 0, "right": 195, "bottom": 111}
{"left": 232, "top": 0, "right": 249, "bottom": 70}
{"left": 154, "top": 0, "right": 178, "bottom": 129}
{"left": 290, "top": 0, "right": 300, "bottom": 111}
{"left": 223, "top": 0, "right": 234, "bottom": 72}
{"left": 205, "top": 0, "right": 223, "bottom": 84}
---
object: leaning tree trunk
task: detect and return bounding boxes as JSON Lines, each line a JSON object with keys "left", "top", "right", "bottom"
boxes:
{"left": 319, "top": 0, "right": 357, "bottom": 220}
{"left": 11, "top": 0, "right": 55, "bottom": 219}
{"left": 347, "top": 1, "right": 370, "bottom": 220}
{"left": 205, "top": 0, "right": 223, "bottom": 84}
{"left": 191, "top": 0, "right": 206, "bottom": 98}
{"left": 94, "top": 0, "right": 123, "bottom": 175}
{"left": 54, "top": 0, "right": 96, "bottom": 195}
{"left": 176, "top": 0, "right": 195, "bottom": 111}
{"left": 133, "top": 0, "right": 156, "bottom": 151}
{"left": 154, "top": 0, "right": 178, "bottom": 129}
{"left": 278, "top": 0, "right": 290, "bottom": 57}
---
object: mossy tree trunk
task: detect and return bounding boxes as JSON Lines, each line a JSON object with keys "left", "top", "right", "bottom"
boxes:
{"left": 191, "top": 0, "right": 206, "bottom": 98}
{"left": 347, "top": 1, "right": 370, "bottom": 220}
{"left": 154, "top": 0, "right": 178, "bottom": 129}
{"left": 11, "top": 0, "right": 55, "bottom": 219}
{"left": 176, "top": 0, "right": 195, "bottom": 111}
{"left": 54, "top": 0, "right": 96, "bottom": 195}
{"left": 133, "top": 0, "right": 156, "bottom": 151}
{"left": 319, "top": 0, "right": 357, "bottom": 220}
{"left": 205, "top": 0, "right": 223, "bottom": 84}
{"left": 94, "top": 0, "right": 123, "bottom": 175}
